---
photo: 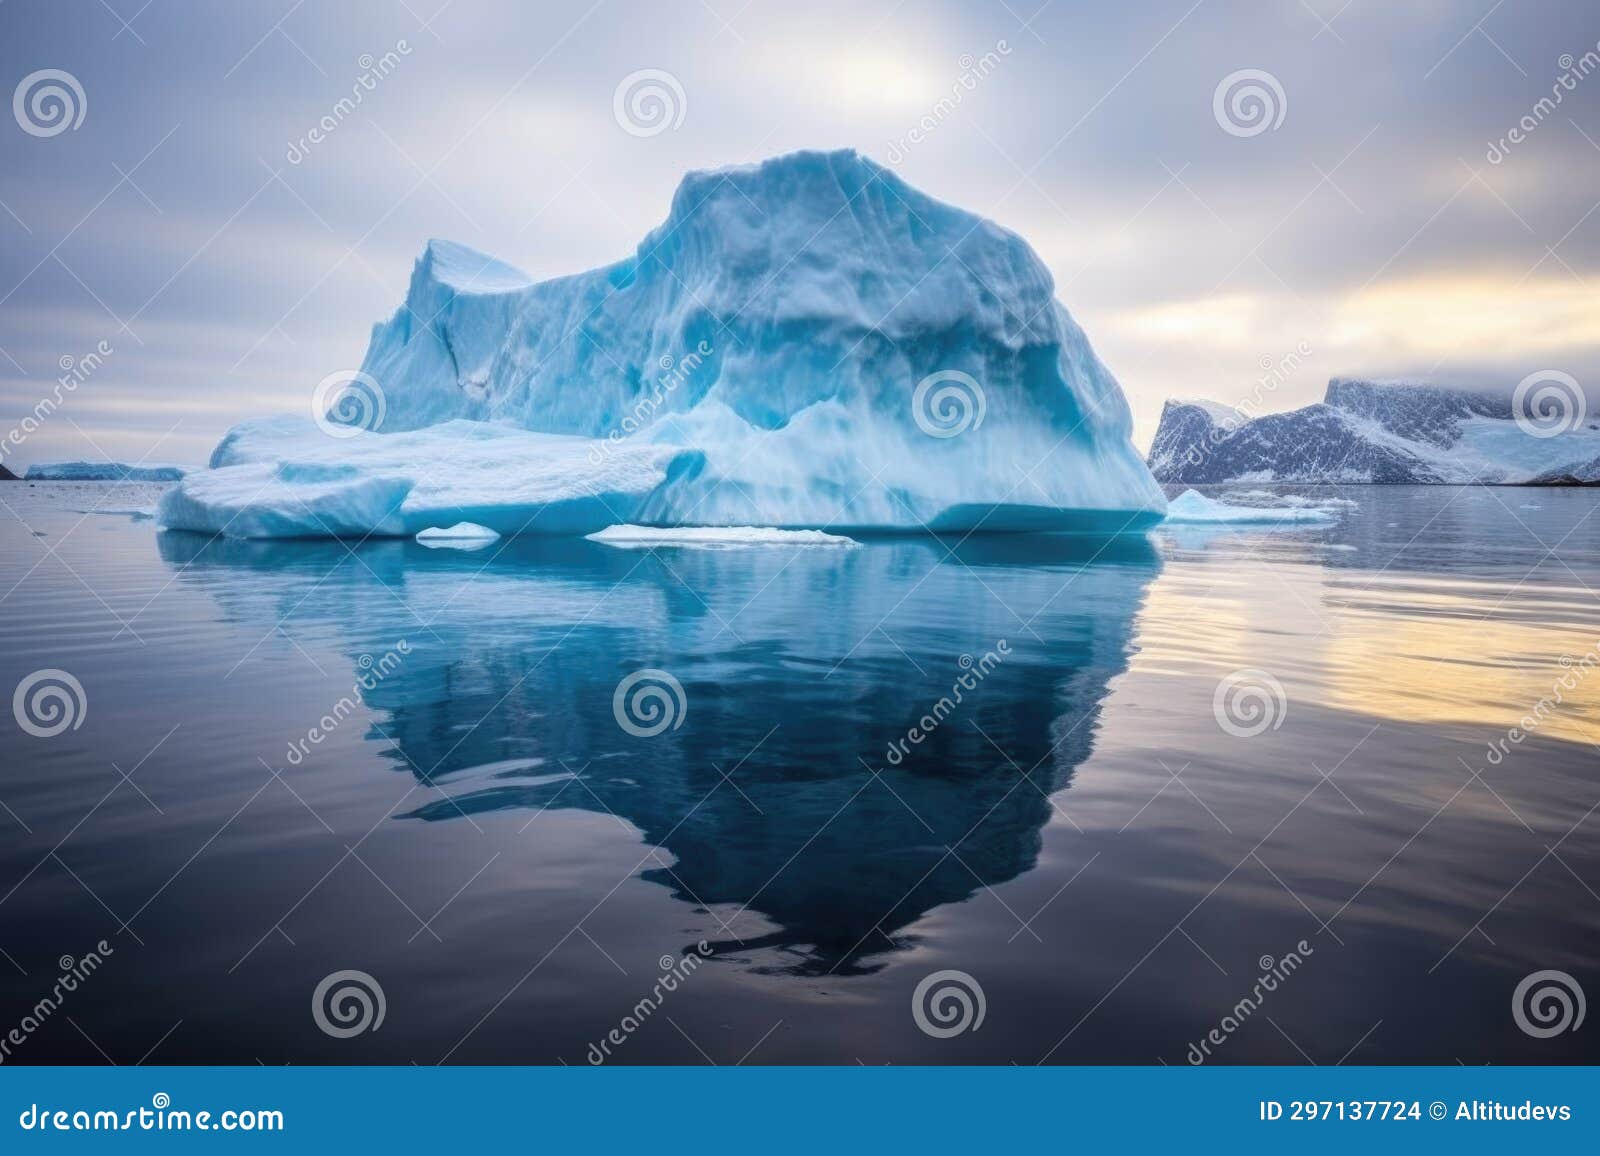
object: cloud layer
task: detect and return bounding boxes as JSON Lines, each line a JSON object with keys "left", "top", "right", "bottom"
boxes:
{"left": 2, "top": 0, "right": 1598, "bottom": 464}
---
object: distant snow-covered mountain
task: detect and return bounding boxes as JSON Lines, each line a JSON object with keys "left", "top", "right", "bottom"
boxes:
{"left": 1148, "top": 378, "right": 1600, "bottom": 485}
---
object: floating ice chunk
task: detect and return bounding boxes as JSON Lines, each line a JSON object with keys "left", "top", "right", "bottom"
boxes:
{"left": 416, "top": 521, "right": 501, "bottom": 550}
{"left": 587, "top": 524, "right": 859, "bottom": 550}
{"left": 1162, "top": 489, "right": 1339, "bottom": 524}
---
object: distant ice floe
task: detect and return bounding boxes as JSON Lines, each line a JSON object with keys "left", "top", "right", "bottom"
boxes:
{"left": 1221, "top": 489, "right": 1359, "bottom": 510}
{"left": 586, "top": 525, "right": 859, "bottom": 550}
{"left": 1162, "top": 489, "right": 1341, "bottom": 525}
{"left": 27, "top": 461, "right": 188, "bottom": 481}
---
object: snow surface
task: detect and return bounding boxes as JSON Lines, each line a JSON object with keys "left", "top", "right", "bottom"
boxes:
{"left": 1162, "top": 489, "right": 1339, "bottom": 524}
{"left": 166, "top": 150, "right": 1163, "bottom": 539}
{"left": 587, "top": 524, "right": 859, "bottom": 549}
{"left": 26, "top": 461, "right": 188, "bottom": 481}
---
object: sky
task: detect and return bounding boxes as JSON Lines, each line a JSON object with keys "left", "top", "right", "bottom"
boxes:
{"left": 2, "top": 0, "right": 1599, "bottom": 466}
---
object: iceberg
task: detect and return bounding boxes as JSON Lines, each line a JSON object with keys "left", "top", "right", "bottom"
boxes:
{"left": 1149, "top": 378, "right": 1600, "bottom": 485}
{"left": 161, "top": 149, "right": 1163, "bottom": 539}
{"left": 27, "top": 461, "right": 188, "bottom": 481}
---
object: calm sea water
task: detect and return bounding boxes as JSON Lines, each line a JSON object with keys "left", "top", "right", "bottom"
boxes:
{"left": 0, "top": 481, "right": 1596, "bottom": 1065}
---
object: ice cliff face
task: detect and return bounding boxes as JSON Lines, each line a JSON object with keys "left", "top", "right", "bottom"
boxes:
{"left": 163, "top": 149, "right": 1163, "bottom": 537}
{"left": 1149, "top": 378, "right": 1600, "bottom": 485}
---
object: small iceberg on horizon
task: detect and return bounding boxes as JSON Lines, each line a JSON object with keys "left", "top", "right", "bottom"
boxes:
{"left": 28, "top": 461, "right": 189, "bottom": 482}
{"left": 1161, "top": 489, "right": 1340, "bottom": 525}
{"left": 586, "top": 525, "right": 859, "bottom": 550}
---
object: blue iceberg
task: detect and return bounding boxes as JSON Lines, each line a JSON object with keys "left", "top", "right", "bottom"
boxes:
{"left": 162, "top": 149, "right": 1163, "bottom": 538}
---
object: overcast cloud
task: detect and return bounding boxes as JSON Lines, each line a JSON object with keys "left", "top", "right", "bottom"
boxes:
{"left": 3, "top": 0, "right": 1599, "bottom": 464}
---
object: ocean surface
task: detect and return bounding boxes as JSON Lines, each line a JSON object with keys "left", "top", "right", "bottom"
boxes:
{"left": 0, "top": 481, "right": 1596, "bottom": 1065}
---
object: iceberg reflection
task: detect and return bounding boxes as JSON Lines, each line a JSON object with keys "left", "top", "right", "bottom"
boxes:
{"left": 157, "top": 530, "right": 1159, "bottom": 974}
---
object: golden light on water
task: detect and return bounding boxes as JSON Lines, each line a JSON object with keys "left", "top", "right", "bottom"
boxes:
{"left": 1131, "top": 552, "right": 1600, "bottom": 749}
